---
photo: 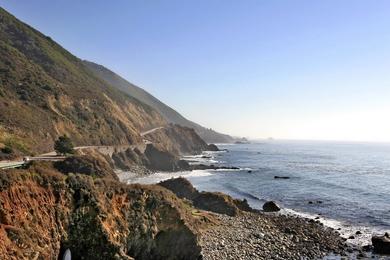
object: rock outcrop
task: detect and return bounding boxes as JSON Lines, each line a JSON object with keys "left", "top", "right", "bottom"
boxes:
{"left": 143, "top": 144, "right": 180, "bottom": 171}
{"left": 158, "top": 177, "right": 198, "bottom": 201}
{"left": 158, "top": 177, "right": 254, "bottom": 216}
{"left": 206, "top": 144, "right": 219, "bottom": 151}
{"left": 53, "top": 154, "right": 119, "bottom": 181}
{"left": 0, "top": 163, "right": 212, "bottom": 259}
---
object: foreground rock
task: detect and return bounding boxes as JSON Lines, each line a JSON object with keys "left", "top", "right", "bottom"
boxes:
{"left": 263, "top": 201, "right": 281, "bottom": 212}
{"left": 159, "top": 177, "right": 255, "bottom": 216}
{"left": 0, "top": 161, "right": 211, "bottom": 259}
{"left": 372, "top": 233, "right": 390, "bottom": 254}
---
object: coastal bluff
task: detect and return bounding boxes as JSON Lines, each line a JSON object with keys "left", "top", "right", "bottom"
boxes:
{"left": 0, "top": 159, "right": 210, "bottom": 259}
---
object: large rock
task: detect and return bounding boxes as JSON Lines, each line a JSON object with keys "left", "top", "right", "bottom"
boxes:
{"left": 158, "top": 177, "right": 254, "bottom": 216}
{"left": 144, "top": 144, "right": 189, "bottom": 171}
{"left": 193, "top": 192, "right": 240, "bottom": 216}
{"left": 158, "top": 177, "right": 199, "bottom": 200}
{"left": 262, "top": 201, "right": 281, "bottom": 212}
{"left": 372, "top": 233, "right": 390, "bottom": 254}
{"left": 53, "top": 155, "right": 119, "bottom": 181}
{"left": 206, "top": 144, "right": 220, "bottom": 151}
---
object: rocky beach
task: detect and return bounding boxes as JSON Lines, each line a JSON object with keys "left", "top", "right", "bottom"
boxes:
{"left": 200, "top": 212, "right": 347, "bottom": 260}
{"left": 156, "top": 177, "right": 351, "bottom": 259}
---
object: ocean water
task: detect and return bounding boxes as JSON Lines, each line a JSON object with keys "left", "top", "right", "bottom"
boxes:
{"left": 125, "top": 141, "right": 390, "bottom": 244}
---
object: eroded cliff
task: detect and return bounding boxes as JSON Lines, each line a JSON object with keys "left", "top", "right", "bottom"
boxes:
{"left": 0, "top": 160, "right": 212, "bottom": 260}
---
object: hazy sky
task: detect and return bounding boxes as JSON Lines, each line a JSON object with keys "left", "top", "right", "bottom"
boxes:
{"left": 3, "top": 1, "right": 390, "bottom": 142}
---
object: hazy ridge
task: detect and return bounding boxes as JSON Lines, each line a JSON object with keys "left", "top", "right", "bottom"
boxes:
{"left": 83, "top": 60, "right": 234, "bottom": 144}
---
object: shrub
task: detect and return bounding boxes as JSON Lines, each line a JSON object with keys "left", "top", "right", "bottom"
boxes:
{"left": 54, "top": 135, "right": 74, "bottom": 155}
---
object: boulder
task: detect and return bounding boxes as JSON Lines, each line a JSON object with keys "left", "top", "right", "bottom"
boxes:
{"left": 262, "top": 201, "right": 281, "bottom": 212}
{"left": 193, "top": 192, "right": 240, "bottom": 216}
{"left": 372, "top": 234, "right": 390, "bottom": 254}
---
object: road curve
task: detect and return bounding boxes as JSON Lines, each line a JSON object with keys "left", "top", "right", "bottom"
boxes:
{"left": 0, "top": 126, "right": 164, "bottom": 169}
{"left": 140, "top": 127, "right": 164, "bottom": 136}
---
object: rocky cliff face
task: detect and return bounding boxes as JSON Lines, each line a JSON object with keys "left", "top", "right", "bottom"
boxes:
{"left": 110, "top": 124, "right": 210, "bottom": 172}
{"left": 142, "top": 124, "right": 208, "bottom": 156}
{"left": 0, "top": 161, "right": 211, "bottom": 259}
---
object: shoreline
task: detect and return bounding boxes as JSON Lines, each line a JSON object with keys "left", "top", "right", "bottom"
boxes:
{"left": 119, "top": 165, "right": 388, "bottom": 258}
{"left": 116, "top": 143, "right": 390, "bottom": 257}
{"left": 120, "top": 167, "right": 386, "bottom": 245}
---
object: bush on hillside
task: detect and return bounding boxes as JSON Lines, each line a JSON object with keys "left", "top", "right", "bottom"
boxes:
{"left": 54, "top": 135, "right": 74, "bottom": 155}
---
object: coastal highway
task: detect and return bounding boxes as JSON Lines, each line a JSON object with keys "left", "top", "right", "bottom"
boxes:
{"left": 0, "top": 126, "right": 164, "bottom": 170}
{"left": 0, "top": 156, "right": 66, "bottom": 169}
{"left": 140, "top": 126, "right": 164, "bottom": 136}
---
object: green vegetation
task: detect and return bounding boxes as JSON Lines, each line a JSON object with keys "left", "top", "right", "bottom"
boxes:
{"left": 54, "top": 135, "right": 74, "bottom": 155}
{"left": 1, "top": 145, "right": 13, "bottom": 154}
{"left": 0, "top": 126, "right": 31, "bottom": 155}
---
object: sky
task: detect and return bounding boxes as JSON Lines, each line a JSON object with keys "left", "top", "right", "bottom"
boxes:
{"left": 2, "top": 1, "right": 390, "bottom": 142}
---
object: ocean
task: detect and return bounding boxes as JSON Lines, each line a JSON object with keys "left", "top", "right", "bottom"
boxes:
{"left": 124, "top": 141, "right": 390, "bottom": 245}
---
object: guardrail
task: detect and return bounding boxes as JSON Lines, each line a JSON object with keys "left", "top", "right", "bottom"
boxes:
{"left": 0, "top": 156, "right": 67, "bottom": 170}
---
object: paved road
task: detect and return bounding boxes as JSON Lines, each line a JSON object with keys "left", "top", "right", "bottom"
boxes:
{"left": 0, "top": 161, "right": 25, "bottom": 169}
{"left": 0, "top": 126, "right": 164, "bottom": 170}
{"left": 140, "top": 126, "right": 164, "bottom": 136}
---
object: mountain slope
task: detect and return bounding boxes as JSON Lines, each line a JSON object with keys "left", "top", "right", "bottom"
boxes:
{"left": 83, "top": 61, "right": 234, "bottom": 143}
{"left": 0, "top": 7, "right": 167, "bottom": 154}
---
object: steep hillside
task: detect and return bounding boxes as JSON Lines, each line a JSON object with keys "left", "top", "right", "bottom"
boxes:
{"left": 83, "top": 61, "right": 235, "bottom": 144}
{"left": 0, "top": 7, "right": 167, "bottom": 155}
{"left": 143, "top": 124, "right": 208, "bottom": 155}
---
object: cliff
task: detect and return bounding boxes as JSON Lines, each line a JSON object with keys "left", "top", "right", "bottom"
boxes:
{"left": 0, "top": 161, "right": 212, "bottom": 259}
{"left": 109, "top": 124, "right": 210, "bottom": 172}
{"left": 142, "top": 124, "right": 208, "bottom": 156}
